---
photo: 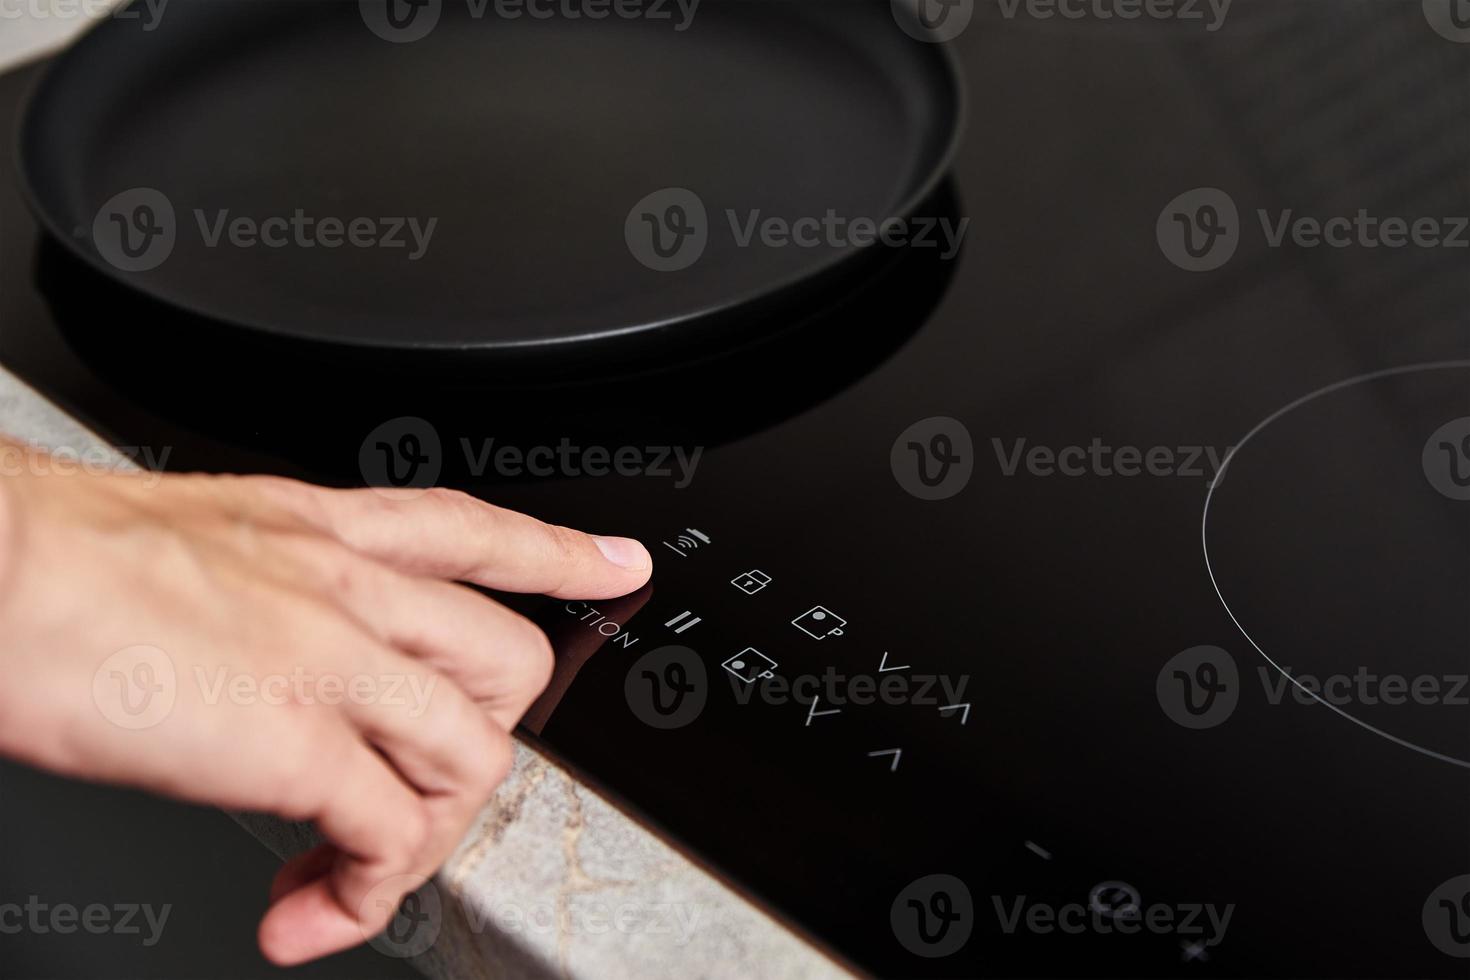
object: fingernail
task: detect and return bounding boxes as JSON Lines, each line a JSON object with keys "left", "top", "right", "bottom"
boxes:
{"left": 594, "top": 535, "right": 651, "bottom": 570}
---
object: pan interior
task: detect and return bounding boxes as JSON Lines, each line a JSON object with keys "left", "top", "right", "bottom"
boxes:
{"left": 22, "top": 0, "right": 958, "bottom": 350}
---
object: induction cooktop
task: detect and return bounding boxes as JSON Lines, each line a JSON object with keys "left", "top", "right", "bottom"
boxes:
{"left": 1, "top": 2, "right": 1467, "bottom": 977}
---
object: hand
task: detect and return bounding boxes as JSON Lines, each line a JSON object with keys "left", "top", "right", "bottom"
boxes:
{"left": 0, "top": 442, "right": 651, "bottom": 965}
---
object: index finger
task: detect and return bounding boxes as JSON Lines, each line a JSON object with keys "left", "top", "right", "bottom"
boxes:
{"left": 245, "top": 479, "right": 653, "bottom": 599}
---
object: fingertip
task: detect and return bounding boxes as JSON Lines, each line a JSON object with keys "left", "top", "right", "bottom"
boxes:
{"left": 592, "top": 535, "right": 653, "bottom": 574}
{"left": 258, "top": 877, "right": 368, "bottom": 967}
{"left": 257, "top": 909, "right": 308, "bottom": 968}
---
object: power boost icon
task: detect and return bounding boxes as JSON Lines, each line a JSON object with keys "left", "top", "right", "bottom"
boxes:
{"left": 661, "top": 527, "right": 711, "bottom": 558}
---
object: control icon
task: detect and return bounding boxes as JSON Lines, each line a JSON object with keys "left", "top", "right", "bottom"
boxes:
{"left": 792, "top": 605, "right": 846, "bottom": 640}
{"left": 938, "top": 702, "right": 971, "bottom": 725}
{"left": 721, "top": 647, "right": 778, "bottom": 684}
{"left": 661, "top": 527, "right": 711, "bottom": 558}
{"left": 1180, "top": 940, "right": 1210, "bottom": 963}
{"left": 663, "top": 610, "right": 702, "bottom": 634}
{"left": 1088, "top": 881, "right": 1141, "bottom": 920}
{"left": 731, "top": 569, "right": 772, "bottom": 595}
{"left": 804, "top": 695, "right": 841, "bottom": 726}
{"left": 867, "top": 747, "right": 902, "bottom": 772}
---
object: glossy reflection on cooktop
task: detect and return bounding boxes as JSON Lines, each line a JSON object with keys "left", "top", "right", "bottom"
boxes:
{"left": 1, "top": 2, "right": 1467, "bottom": 977}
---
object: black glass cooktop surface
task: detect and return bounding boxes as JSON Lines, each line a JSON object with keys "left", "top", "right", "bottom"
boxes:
{"left": 2, "top": 2, "right": 1467, "bottom": 977}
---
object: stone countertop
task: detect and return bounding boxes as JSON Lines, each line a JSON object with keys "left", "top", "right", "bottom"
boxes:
{"left": 0, "top": 12, "right": 843, "bottom": 979}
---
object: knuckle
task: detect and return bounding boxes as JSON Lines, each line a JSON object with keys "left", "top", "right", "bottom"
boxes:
{"left": 343, "top": 484, "right": 397, "bottom": 513}
{"left": 391, "top": 799, "right": 432, "bottom": 863}
{"left": 242, "top": 475, "right": 331, "bottom": 526}
{"left": 403, "top": 682, "right": 501, "bottom": 794}
{"left": 425, "top": 486, "right": 471, "bottom": 505}
{"left": 411, "top": 684, "right": 465, "bottom": 756}
{"left": 330, "top": 561, "right": 362, "bottom": 604}
{"left": 537, "top": 524, "right": 584, "bottom": 592}
{"left": 421, "top": 487, "right": 500, "bottom": 554}
{"left": 440, "top": 709, "right": 512, "bottom": 800}
{"left": 471, "top": 723, "right": 514, "bottom": 795}
{"left": 543, "top": 523, "right": 582, "bottom": 565}
{"left": 283, "top": 535, "right": 368, "bottom": 595}
{"left": 424, "top": 486, "right": 480, "bottom": 521}
{"left": 515, "top": 619, "right": 556, "bottom": 694}
{"left": 318, "top": 553, "right": 389, "bottom": 634}
{"left": 242, "top": 473, "right": 308, "bottom": 499}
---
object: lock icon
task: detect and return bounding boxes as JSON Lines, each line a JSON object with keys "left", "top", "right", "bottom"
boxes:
{"left": 731, "top": 569, "right": 772, "bottom": 595}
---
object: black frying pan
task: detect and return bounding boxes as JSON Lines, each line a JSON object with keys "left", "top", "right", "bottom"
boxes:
{"left": 18, "top": 0, "right": 962, "bottom": 369}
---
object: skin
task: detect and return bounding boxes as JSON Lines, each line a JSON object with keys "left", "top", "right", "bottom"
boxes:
{"left": 0, "top": 443, "right": 651, "bottom": 965}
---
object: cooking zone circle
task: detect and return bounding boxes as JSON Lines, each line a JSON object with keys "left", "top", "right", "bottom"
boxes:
{"left": 1202, "top": 361, "right": 1470, "bottom": 769}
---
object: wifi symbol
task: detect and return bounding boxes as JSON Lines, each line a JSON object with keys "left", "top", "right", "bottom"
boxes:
{"left": 662, "top": 527, "right": 712, "bottom": 558}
